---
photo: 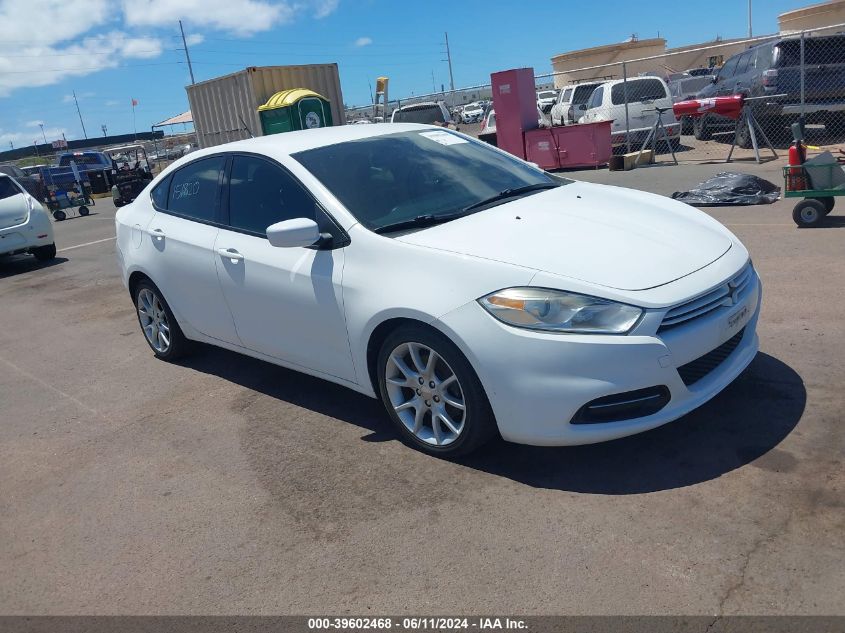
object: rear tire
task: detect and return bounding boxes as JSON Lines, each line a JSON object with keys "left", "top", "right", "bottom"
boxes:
{"left": 819, "top": 196, "right": 835, "bottom": 215}
{"left": 693, "top": 115, "right": 713, "bottom": 141}
{"left": 133, "top": 280, "right": 190, "bottom": 361}
{"left": 793, "top": 198, "right": 826, "bottom": 228}
{"left": 376, "top": 324, "right": 497, "bottom": 456}
{"left": 32, "top": 243, "right": 56, "bottom": 261}
{"left": 52, "top": 210, "right": 66, "bottom": 221}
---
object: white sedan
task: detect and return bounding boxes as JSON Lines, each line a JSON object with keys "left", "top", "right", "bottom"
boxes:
{"left": 116, "top": 123, "right": 761, "bottom": 456}
{"left": 0, "top": 174, "right": 56, "bottom": 262}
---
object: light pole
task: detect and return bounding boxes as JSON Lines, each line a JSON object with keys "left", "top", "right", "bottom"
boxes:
{"left": 748, "top": 0, "right": 752, "bottom": 38}
{"left": 38, "top": 123, "right": 48, "bottom": 144}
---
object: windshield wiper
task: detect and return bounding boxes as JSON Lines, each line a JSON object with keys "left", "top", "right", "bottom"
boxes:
{"left": 460, "top": 182, "right": 561, "bottom": 213}
{"left": 373, "top": 212, "right": 467, "bottom": 235}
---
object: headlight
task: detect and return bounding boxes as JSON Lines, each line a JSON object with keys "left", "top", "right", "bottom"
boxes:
{"left": 478, "top": 287, "right": 642, "bottom": 334}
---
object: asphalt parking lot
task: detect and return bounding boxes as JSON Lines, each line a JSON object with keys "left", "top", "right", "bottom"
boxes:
{"left": 1, "top": 158, "right": 843, "bottom": 615}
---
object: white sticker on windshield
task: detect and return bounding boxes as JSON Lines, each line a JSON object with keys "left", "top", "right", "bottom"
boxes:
{"left": 419, "top": 130, "right": 468, "bottom": 146}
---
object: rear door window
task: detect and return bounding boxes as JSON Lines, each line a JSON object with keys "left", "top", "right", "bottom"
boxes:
{"left": 150, "top": 174, "right": 172, "bottom": 209}
{"left": 719, "top": 54, "right": 740, "bottom": 79}
{"left": 610, "top": 79, "right": 666, "bottom": 105}
{"left": 165, "top": 156, "right": 226, "bottom": 223}
{"left": 393, "top": 106, "right": 445, "bottom": 124}
{"left": 735, "top": 51, "right": 753, "bottom": 75}
{"left": 560, "top": 88, "right": 573, "bottom": 104}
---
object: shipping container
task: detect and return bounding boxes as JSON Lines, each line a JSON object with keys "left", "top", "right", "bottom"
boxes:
{"left": 186, "top": 64, "right": 346, "bottom": 149}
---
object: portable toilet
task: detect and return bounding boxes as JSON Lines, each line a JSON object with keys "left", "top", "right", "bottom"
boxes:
{"left": 258, "top": 89, "right": 333, "bottom": 135}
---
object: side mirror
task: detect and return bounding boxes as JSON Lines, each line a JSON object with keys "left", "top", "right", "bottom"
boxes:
{"left": 266, "top": 218, "right": 321, "bottom": 248}
{"left": 578, "top": 104, "right": 587, "bottom": 111}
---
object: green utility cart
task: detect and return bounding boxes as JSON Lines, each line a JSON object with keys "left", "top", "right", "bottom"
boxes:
{"left": 258, "top": 89, "right": 333, "bottom": 135}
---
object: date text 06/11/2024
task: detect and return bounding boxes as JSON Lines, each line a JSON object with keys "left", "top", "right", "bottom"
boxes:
{"left": 307, "top": 617, "right": 529, "bottom": 630}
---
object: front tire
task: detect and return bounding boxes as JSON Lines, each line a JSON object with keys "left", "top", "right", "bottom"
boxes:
{"left": 793, "top": 198, "right": 826, "bottom": 228}
{"left": 134, "top": 281, "right": 189, "bottom": 360}
{"left": 377, "top": 324, "right": 496, "bottom": 456}
{"left": 32, "top": 243, "right": 56, "bottom": 261}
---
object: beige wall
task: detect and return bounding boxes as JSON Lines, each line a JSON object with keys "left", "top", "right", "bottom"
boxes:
{"left": 779, "top": 0, "right": 845, "bottom": 33}
{"left": 550, "top": 37, "right": 768, "bottom": 88}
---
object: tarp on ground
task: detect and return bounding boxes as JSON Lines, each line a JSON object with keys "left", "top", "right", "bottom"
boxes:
{"left": 671, "top": 172, "right": 780, "bottom": 206}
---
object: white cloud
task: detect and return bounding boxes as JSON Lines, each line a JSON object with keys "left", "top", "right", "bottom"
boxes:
{"left": 0, "top": 125, "right": 66, "bottom": 147}
{"left": 105, "top": 100, "right": 120, "bottom": 107}
{"left": 0, "top": 0, "right": 339, "bottom": 99}
{"left": 122, "top": 0, "right": 296, "bottom": 36}
{"left": 354, "top": 36, "right": 372, "bottom": 47}
{"left": 25, "top": 120, "right": 44, "bottom": 127}
{"left": 313, "top": 0, "right": 339, "bottom": 18}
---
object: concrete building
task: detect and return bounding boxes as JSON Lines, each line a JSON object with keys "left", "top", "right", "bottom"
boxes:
{"left": 779, "top": 0, "right": 845, "bottom": 32}
{"left": 549, "top": 0, "right": 845, "bottom": 88}
{"left": 549, "top": 36, "right": 754, "bottom": 88}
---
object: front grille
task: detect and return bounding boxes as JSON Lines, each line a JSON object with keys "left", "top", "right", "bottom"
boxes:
{"left": 677, "top": 327, "right": 746, "bottom": 386}
{"left": 659, "top": 263, "right": 753, "bottom": 332}
{"left": 571, "top": 386, "right": 671, "bottom": 424}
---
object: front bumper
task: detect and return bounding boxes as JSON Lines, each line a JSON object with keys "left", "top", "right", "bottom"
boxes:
{"left": 611, "top": 122, "right": 681, "bottom": 147}
{"left": 435, "top": 271, "right": 761, "bottom": 446}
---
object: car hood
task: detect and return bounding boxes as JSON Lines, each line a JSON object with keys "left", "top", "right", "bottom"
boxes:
{"left": 395, "top": 181, "right": 733, "bottom": 291}
{"left": 0, "top": 193, "right": 29, "bottom": 231}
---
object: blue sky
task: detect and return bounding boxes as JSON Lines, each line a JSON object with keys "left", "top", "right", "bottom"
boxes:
{"left": 0, "top": 0, "right": 810, "bottom": 147}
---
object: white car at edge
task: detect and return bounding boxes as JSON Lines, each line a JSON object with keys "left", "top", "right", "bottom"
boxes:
{"left": 0, "top": 173, "right": 56, "bottom": 262}
{"left": 115, "top": 123, "right": 761, "bottom": 456}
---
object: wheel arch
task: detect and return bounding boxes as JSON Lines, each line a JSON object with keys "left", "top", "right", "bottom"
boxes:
{"left": 365, "top": 316, "right": 434, "bottom": 397}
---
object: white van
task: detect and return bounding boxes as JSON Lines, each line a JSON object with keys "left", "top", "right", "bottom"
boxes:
{"left": 579, "top": 77, "right": 679, "bottom": 149}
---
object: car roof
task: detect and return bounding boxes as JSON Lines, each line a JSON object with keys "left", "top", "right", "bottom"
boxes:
{"left": 179, "top": 123, "right": 437, "bottom": 161}
{"left": 602, "top": 76, "right": 667, "bottom": 87}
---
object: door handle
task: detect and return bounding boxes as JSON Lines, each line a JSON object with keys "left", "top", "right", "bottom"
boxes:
{"left": 217, "top": 248, "right": 244, "bottom": 262}
{"left": 148, "top": 228, "right": 165, "bottom": 241}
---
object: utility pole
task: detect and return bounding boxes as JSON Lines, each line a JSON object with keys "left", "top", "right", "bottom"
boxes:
{"left": 72, "top": 90, "right": 88, "bottom": 139}
{"left": 101, "top": 124, "right": 108, "bottom": 137}
{"left": 748, "top": 0, "right": 752, "bottom": 38}
{"left": 38, "top": 123, "right": 48, "bottom": 145}
{"left": 442, "top": 32, "right": 455, "bottom": 92}
{"left": 180, "top": 20, "right": 196, "bottom": 85}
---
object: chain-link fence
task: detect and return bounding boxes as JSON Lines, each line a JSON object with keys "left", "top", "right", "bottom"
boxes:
{"left": 350, "top": 21, "right": 845, "bottom": 163}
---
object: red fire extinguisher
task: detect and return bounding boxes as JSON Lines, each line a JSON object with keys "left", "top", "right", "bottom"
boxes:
{"left": 787, "top": 140, "right": 807, "bottom": 191}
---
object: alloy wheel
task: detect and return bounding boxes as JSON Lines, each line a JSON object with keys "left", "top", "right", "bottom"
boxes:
{"left": 384, "top": 342, "right": 466, "bottom": 446}
{"left": 137, "top": 288, "right": 171, "bottom": 353}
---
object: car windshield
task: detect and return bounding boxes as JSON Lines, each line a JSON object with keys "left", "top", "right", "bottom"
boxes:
{"left": 610, "top": 79, "right": 666, "bottom": 105}
{"left": 292, "top": 130, "right": 567, "bottom": 232}
{"left": 0, "top": 176, "right": 22, "bottom": 200}
{"left": 538, "top": 91, "right": 556, "bottom": 100}
{"left": 573, "top": 84, "right": 598, "bottom": 104}
{"left": 392, "top": 106, "right": 445, "bottom": 124}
